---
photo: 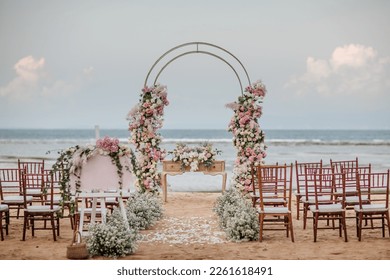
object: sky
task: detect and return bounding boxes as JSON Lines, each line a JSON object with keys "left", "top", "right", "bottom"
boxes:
{"left": 1, "top": 0, "right": 390, "bottom": 130}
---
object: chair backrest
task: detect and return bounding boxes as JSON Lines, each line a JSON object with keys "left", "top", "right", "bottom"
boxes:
{"left": 356, "top": 170, "right": 389, "bottom": 208}
{"left": 339, "top": 164, "right": 371, "bottom": 194}
{"left": 18, "top": 159, "right": 45, "bottom": 174}
{"left": 22, "top": 170, "right": 55, "bottom": 209}
{"left": 44, "top": 169, "right": 64, "bottom": 203}
{"left": 18, "top": 159, "right": 45, "bottom": 191}
{"left": 256, "top": 164, "right": 293, "bottom": 211}
{"left": 0, "top": 168, "right": 21, "bottom": 199}
{"left": 295, "top": 160, "right": 323, "bottom": 194}
{"left": 21, "top": 169, "right": 46, "bottom": 205}
{"left": 304, "top": 166, "right": 333, "bottom": 200}
{"left": 330, "top": 157, "right": 358, "bottom": 174}
{"left": 251, "top": 162, "right": 279, "bottom": 195}
{"left": 310, "top": 168, "right": 344, "bottom": 210}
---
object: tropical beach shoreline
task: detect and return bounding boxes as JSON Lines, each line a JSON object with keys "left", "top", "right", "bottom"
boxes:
{"left": 1, "top": 192, "right": 389, "bottom": 260}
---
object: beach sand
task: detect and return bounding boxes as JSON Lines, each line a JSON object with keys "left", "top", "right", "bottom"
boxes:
{"left": 1, "top": 192, "right": 389, "bottom": 260}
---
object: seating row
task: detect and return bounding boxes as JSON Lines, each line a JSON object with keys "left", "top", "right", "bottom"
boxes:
{"left": 251, "top": 157, "right": 390, "bottom": 242}
{"left": 0, "top": 159, "right": 126, "bottom": 241}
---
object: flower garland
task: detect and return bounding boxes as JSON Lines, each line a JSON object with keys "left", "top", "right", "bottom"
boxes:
{"left": 226, "top": 80, "right": 267, "bottom": 193}
{"left": 127, "top": 84, "right": 169, "bottom": 194}
{"left": 51, "top": 136, "right": 132, "bottom": 213}
{"left": 168, "top": 142, "right": 222, "bottom": 172}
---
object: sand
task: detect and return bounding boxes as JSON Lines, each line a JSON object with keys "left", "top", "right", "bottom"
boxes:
{"left": 1, "top": 192, "right": 390, "bottom": 260}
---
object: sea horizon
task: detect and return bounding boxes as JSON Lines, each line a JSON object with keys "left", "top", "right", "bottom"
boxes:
{"left": 1, "top": 128, "right": 390, "bottom": 191}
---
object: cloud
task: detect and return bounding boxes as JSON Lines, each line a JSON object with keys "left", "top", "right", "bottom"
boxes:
{"left": 83, "top": 66, "right": 94, "bottom": 76}
{"left": 286, "top": 44, "right": 390, "bottom": 97}
{"left": 0, "top": 56, "right": 45, "bottom": 99}
{"left": 0, "top": 56, "right": 93, "bottom": 101}
{"left": 14, "top": 56, "right": 46, "bottom": 82}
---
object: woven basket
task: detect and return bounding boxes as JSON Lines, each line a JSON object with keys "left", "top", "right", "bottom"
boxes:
{"left": 66, "top": 231, "right": 89, "bottom": 260}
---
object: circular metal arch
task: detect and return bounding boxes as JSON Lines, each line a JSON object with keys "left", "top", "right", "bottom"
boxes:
{"left": 144, "top": 42, "right": 251, "bottom": 95}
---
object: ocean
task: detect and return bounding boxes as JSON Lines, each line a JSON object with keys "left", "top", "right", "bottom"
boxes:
{"left": 1, "top": 129, "right": 389, "bottom": 191}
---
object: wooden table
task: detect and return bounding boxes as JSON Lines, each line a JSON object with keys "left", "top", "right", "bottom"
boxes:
{"left": 161, "top": 160, "right": 227, "bottom": 202}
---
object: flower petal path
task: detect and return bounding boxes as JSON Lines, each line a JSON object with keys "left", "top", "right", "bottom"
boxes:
{"left": 139, "top": 192, "right": 227, "bottom": 245}
{"left": 140, "top": 216, "right": 226, "bottom": 245}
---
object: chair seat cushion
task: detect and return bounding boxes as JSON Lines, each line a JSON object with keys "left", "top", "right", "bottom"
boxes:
{"left": 0, "top": 204, "right": 9, "bottom": 211}
{"left": 3, "top": 195, "right": 33, "bottom": 203}
{"left": 304, "top": 195, "right": 332, "bottom": 204}
{"left": 370, "top": 188, "right": 387, "bottom": 194}
{"left": 26, "top": 189, "right": 43, "bottom": 195}
{"left": 354, "top": 204, "right": 388, "bottom": 213}
{"left": 345, "top": 195, "right": 369, "bottom": 204}
{"left": 335, "top": 187, "right": 357, "bottom": 195}
{"left": 258, "top": 206, "right": 290, "bottom": 214}
{"left": 263, "top": 198, "right": 286, "bottom": 204}
{"left": 26, "top": 205, "right": 61, "bottom": 213}
{"left": 310, "top": 203, "right": 344, "bottom": 213}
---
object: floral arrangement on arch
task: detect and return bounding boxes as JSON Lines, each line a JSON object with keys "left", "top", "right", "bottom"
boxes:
{"left": 226, "top": 80, "right": 267, "bottom": 193}
{"left": 50, "top": 136, "right": 132, "bottom": 213}
{"left": 127, "top": 84, "right": 169, "bottom": 194}
{"left": 168, "top": 142, "right": 222, "bottom": 172}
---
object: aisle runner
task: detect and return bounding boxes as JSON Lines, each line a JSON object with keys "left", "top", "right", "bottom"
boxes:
{"left": 140, "top": 216, "right": 226, "bottom": 244}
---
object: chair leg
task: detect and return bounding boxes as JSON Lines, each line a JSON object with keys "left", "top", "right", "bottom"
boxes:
{"left": 22, "top": 214, "right": 28, "bottom": 241}
{"left": 296, "top": 196, "right": 300, "bottom": 220}
{"left": 303, "top": 204, "right": 308, "bottom": 229}
{"left": 259, "top": 214, "right": 264, "bottom": 242}
{"left": 284, "top": 216, "right": 289, "bottom": 237}
{"left": 382, "top": 215, "right": 385, "bottom": 237}
{"left": 5, "top": 211, "right": 9, "bottom": 235}
{"left": 338, "top": 217, "right": 342, "bottom": 236}
{"left": 31, "top": 217, "right": 35, "bottom": 237}
{"left": 289, "top": 214, "right": 295, "bottom": 242}
{"left": 385, "top": 212, "right": 390, "bottom": 237}
{"left": 355, "top": 215, "right": 359, "bottom": 238}
{"left": 51, "top": 214, "right": 56, "bottom": 241}
{"left": 57, "top": 216, "right": 60, "bottom": 236}
{"left": 358, "top": 213, "right": 363, "bottom": 241}
{"left": 313, "top": 213, "right": 319, "bottom": 242}
{"left": 0, "top": 211, "right": 3, "bottom": 241}
{"left": 342, "top": 214, "right": 348, "bottom": 242}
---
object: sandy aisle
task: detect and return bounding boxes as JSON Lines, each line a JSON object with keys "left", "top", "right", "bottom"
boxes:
{"left": 1, "top": 192, "right": 390, "bottom": 260}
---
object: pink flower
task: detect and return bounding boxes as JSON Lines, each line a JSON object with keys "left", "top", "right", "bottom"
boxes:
{"left": 96, "top": 136, "right": 120, "bottom": 153}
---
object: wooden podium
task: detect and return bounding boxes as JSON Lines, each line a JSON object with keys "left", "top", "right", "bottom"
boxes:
{"left": 161, "top": 160, "right": 227, "bottom": 202}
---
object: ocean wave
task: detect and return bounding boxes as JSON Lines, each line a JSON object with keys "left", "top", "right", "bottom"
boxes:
{"left": 1, "top": 138, "right": 390, "bottom": 146}
{"left": 162, "top": 138, "right": 232, "bottom": 144}
{"left": 266, "top": 139, "right": 390, "bottom": 146}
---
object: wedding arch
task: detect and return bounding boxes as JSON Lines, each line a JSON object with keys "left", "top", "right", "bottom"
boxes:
{"left": 144, "top": 42, "right": 251, "bottom": 94}
{"left": 127, "top": 42, "right": 267, "bottom": 195}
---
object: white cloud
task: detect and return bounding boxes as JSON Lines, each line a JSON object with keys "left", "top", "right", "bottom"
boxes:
{"left": 0, "top": 56, "right": 45, "bottom": 99}
{"left": 286, "top": 44, "right": 390, "bottom": 97}
{"left": 14, "top": 56, "right": 46, "bottom": 81}
{"left": 0, "top": 56, "right": 93, "bottom": 101}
